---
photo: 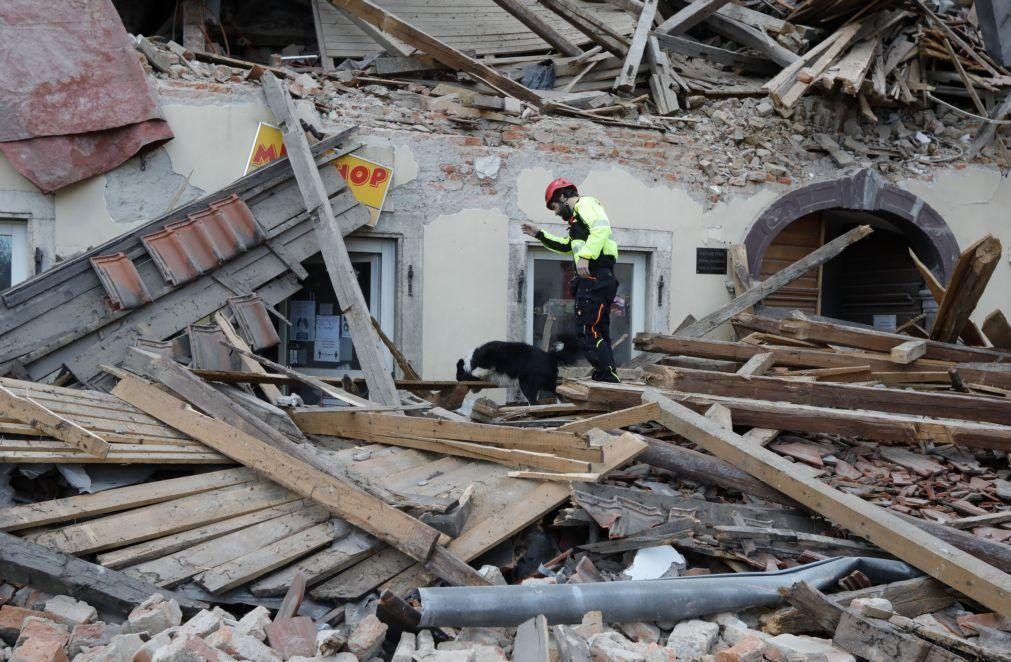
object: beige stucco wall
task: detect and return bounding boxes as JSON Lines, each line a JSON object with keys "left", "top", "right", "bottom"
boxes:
{"left": 516, "top": 164, "right": 781, "bottom": 337}
{"left": 422, "top": 208, "right": 509, "bottom": 379}
{"left": 901, "top": 166, "right": 1011, "bottom": 329}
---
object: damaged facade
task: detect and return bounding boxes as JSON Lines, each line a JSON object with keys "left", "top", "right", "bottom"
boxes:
{"left": 0, "top": 0, "right": 1010, "bottom": 660}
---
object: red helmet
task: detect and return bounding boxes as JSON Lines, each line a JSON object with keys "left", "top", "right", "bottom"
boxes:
{"left": 545, "top": 177, "right": 577, "bottom": 208}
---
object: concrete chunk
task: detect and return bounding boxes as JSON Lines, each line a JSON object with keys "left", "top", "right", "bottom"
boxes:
{"left": 235, "top": 607, "right": 271, "bottom": 641}
{"left": 346, "top": 613, "right": 387, "bottom": 660}
{"left": 391, "top": 631, "right": 416, "bottom": 662}
{"left": 765, "top": 634, "right": 854, "bottom": 662}
{"left": 150, "top": 634, "right": 237, "bottom": 662}
{"left": 849, "top": 598, "right": 894, "bottom": 620}
{"left": 71, "top": 633, "right": 144, "bottom": 662}
{"left": 125, "top": 594, "right": 182, "bottom": 636}
{"left": 44, "top": 597, "right": 97, "bottom": 626}
{"left": 665, "top": 620, "right": 719, "bottom": 660}
{"left": 206, "top": 626, "right": 281, "bottom": 662}
{"left": 68, "top": 622, "right": 119, "bottom": 657}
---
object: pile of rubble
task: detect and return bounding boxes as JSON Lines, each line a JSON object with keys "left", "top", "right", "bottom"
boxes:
{"left": 131, "top": 0, "right": 1011, "bottom": 165}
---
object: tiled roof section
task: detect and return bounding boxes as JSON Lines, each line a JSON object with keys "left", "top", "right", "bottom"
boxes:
{"left": 228, "top": 294, "right": 281, "bottom": 350}
{"left": 89, "top": 253, "right": 152, "bottom": 311}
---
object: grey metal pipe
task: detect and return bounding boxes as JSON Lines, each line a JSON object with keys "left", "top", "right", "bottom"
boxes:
{"left": 418, "top": 557, "right": 920, "bottom": 627}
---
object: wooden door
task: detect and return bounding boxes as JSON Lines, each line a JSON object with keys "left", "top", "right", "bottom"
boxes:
{"left": 759, "top": 214, "right": 824, "bottom": 314}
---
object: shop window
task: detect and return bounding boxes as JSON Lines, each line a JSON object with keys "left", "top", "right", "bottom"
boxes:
{"left": 0, "top": 220, "right": 29, "bottom": 291}
{"left": 526, "top": 249, "right": 646, "bottom": 367}
{"left": 280, "top": 238, "right": 395, "bottom": 403}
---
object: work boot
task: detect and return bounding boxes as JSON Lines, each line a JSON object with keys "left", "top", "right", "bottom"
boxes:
{"left": 592, "top": 368, "right": 620, "bottom": 383}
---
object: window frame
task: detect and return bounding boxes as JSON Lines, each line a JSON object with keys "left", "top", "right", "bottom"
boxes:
{"left": 525, "top": 247, "right": 648, "bottom": 361}
{"left": 0, "top": 217, "right": 30, "bottom": 290}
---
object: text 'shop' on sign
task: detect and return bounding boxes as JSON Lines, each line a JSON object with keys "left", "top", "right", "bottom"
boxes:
{"left": 244, "top": 123, "right": 393, "bottom": 224}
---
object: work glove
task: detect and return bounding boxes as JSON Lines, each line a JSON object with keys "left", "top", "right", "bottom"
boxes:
{"left": 576, "top": 257, "right": 590, "bottom": 278}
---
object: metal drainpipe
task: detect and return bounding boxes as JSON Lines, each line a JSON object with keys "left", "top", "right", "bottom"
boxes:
{"left": 417, "top": 557, "right": 920, "bottom": 627}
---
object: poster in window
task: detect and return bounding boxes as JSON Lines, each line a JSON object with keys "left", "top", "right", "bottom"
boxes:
{"left": 340, "top": 315, "right": 352, "bottom": 339}
{"left": 314, "top": 315, "right": 341, "bottom": 362}
{"left": 290, "top": 300, "right": 316, "bottom": 341}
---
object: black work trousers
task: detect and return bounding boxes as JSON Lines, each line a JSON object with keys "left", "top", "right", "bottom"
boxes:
{"left": 574, "top": 267, "right": 619, "bottom": 376}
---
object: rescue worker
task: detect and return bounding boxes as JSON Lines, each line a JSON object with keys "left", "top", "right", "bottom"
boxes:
{"left": 522, "top": 178, "right": 621, "bottom": 383}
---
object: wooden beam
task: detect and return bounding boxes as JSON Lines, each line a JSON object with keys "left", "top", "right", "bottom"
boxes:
{"left": 615, "top": 0, "right": 659, "bottom": 91}
{"left": 371, "top": 316, "right": 421, "bottom": 380}
{"left": 909, "top": 248, "right": 990, "bottom": 346}
{"left": 328, "top": 0, "right": 543, "bottom": 106}
{"left": 733, "top": 313, "right": 1009, "bottom": 364}
{"left": 654, "top": 0, "right": 732, "bottom": 36}
{"left": 491, "top": 0, "right": 582, "bottom": 57}
{"left": 0, "top": 468, "right": 255, "bottom": 532}
{"left": 0, "top": 531, "right": 204, "bottom": 617}
{"left": 675, "top": 226, "right": 872, "bottom": 339}
{"left": 558, "top": 402, "right": 659, "bottom": 434}
{"left": 931, "top": 235, "right": 1002, "bottom": 343}
{"left": 110, "top": 372, "right": 487, "bottom": 587}
{"left": 736, "top": 352, "right": 775, "bottom": 377}
{"left": 645, "top": 36, "right": 680, "bottom": 114}
{"left": 568, "top": 379, "right": 1011, "bottom": 451}
{"left": 0, "top": 385, "right": 111, "bottom": 458}
{"left": 642, "top": 389, "right": 1011, "bottom": 618}
{"left": 536, "top": 0, "right": 630, "bottom": 58}
{"left": 332, "top": 5, "right": 413, "bottom": 57}
{"left": 653, "top": 34, "right": 777, "bottom": 75}
{"left": 890, "top": 340, "right": 926, "bottom": 364}
{"left": 664, "top": 0, "right": 797, "bottom": 67}
{"left": 983, "top": 310, "right": 1011, "bottom": 350}
{"left": 643, "top": 364, "right": 1011, "bottom": 427}
{"left": 968, "top": 88, "right": 1011, "bottom": 158}
{"left": 292, "top": 410, "right": 600, "bottom": 461}
{"left": 263, "top": 72, "right": 400, "bottom": 406}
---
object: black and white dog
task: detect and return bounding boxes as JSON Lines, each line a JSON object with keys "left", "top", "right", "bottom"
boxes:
{"left": 457, "top": 334, "right": 582, "bottom": 405}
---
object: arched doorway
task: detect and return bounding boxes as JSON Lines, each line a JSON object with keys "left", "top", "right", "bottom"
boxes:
{"left": 744, "top": 170, "right": 960, "bottom": 330}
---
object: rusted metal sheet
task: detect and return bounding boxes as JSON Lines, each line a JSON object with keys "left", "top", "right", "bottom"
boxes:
{"left": 89, "top": 253, "right": 152, "bottom": 311}
{"left": 0, "top": 121, "right": 173, "bottom": 194}
{"left": 228, "top": 294, "right": 281, "bottom": 350}
{"left": 141, "top": 196, "right": 262, "bottom": 287}
{"left": 0, "top": 0, "right": 173, "bottom": 191}
{"left": 188, "top": 325, "right": 235, "bottom": 372}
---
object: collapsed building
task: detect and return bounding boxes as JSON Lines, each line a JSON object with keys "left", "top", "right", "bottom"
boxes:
{"left": 0, "top": 0, "right": 1010, "bottom": 660}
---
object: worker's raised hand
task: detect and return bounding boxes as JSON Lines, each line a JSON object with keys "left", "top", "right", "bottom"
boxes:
{"left": 576, "top": 257, "right": 591, "bottom": 278}
{"left": 521, "top": 222, "right": 540, "bottom": 237}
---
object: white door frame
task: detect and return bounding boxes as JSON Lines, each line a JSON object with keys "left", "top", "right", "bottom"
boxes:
{"left": 525, "top": 248, "right": 646, "bottom": 357}
{"left": 283, "top": 237, "right": 396, "bottom": 377}
{"left": 0, "top": 219, "right": 30, "bottom": 288}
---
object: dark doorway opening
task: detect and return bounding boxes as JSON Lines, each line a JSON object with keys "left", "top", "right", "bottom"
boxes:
{"left": 759, "top": 209, "right": 946, "bottom": 331}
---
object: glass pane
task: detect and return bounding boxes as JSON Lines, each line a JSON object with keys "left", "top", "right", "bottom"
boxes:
{"left": 0, "top": 235, "right": 11, "bottom": 292}
{"left": 284, "top": 256, "right": 373, "bottom": 403}
{"left": 531, "top": 258, "right": 635, "bottom": 366}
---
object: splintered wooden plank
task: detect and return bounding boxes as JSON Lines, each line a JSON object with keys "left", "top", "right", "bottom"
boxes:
{"left": 327, "top": 1, "right": 544, "bottom": 105}
{"left": 931, "top": 235, "right": 1002, "bottom": 343}
{"left": 261, "top": 73, "right": 399, "bottom": 407}
{"left": 377, "top": 433, "right": 648, "bottom": 598}
{"left": 890, "top": 340, "right": 927, "bottom": 364}
{"left": 0, "top": 468, "right": 256, "bottom": 532}
{"left": 97, "top": 501, "right": 309, "bottom": 569}
{"left": 292, "top": 410, "right": 600, "bottom": 460}
{"left": 370, "top": 433, "right": 592, "bottom": 473}
{"left": 214, "top": 312, "right": 283, "bottom": 405}
{"left": 641, "top": 364, "right": 1011, "bottom": 427}
{"left": 614, "top": 0, "right": 658, "bottom": 92}
{"left": 0, "top": 385, "right": 111, "bottom": 458}
{"left": 643, "top": 389, "right": 1011, "bottom": 618}
{"left": 676, "top": 226, "right": 872, "bottom": 339}
{"left": 909, "top": 249, "right": 989, "bottom": 347}
{"left": 30, "top": 481, "right": 300, "bottom": 555}
{"left": 196, "top": 520, "right": 345, "bottom": 594}
{"left": 312, "top": 545, "right": 417, "bottom": 600}
{"left": 558, "top": 402, "right": 660, "bottom": 434}
{"left": 983, "top": 311, "right": 1011, "bottom": 350}
{"left": 249, "top": 530, "right": 382, "bottom": 597}
{"left": 110, "top": 373, "right": 484, "bottom": 587}
{"left": 125, "top": 507, "right": 332, "bottom": 588}
{"left": 733, "top": 313, "right": 1009, "bottom": 364}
